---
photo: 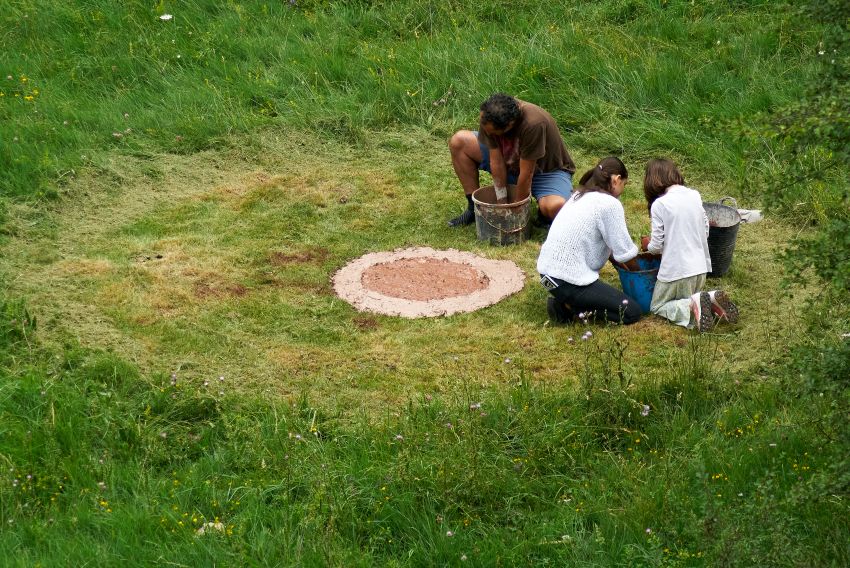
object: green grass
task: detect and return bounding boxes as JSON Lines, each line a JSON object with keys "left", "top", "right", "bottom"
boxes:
{"left": 0, "top": 127, "right": 809, "bottom": 409}
{"left": 0, "top": 132, "right": 802, "bottom": 408}
{"left": 2, "top": 323, "right": 846, "bottom": 565}
{"left": 1, "top": 0, "right": 848, "bottom": 565}
{"left": 1, "top": 0, "right": 816, "bottom": 200}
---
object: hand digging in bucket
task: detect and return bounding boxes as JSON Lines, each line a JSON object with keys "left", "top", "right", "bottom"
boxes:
{"left": 642, "top": 159, "right": 740, "bottom": 332}
{"left": 448, "top": 93, "right": 576, "bottom": 227}
{"left": 537, "top": 156, "right": 642, "bottom": 326}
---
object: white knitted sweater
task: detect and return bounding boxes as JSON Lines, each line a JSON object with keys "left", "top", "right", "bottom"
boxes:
{"left": 537, "top": 192, "right": 639, "bottom": 286}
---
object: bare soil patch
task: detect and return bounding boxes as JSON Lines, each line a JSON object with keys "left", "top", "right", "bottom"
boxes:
{"left": 269, "top": 247, "right": 330, "bottom": 265}
{"left": 361, "top": 257, "right": 489, "bottom": 301}
{"left": 353, "top": 315, "right": 379, "bottom": 330}
{"left": 193, "top": 278, "right": 249, "bottom": 299}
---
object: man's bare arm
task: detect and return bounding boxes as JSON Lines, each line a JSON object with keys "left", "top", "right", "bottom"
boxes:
{"left": 489, "top": 148, "right": 510, "bottom": 203}
{"left": 515, "top": 158, "right": 536, "bottom": 202}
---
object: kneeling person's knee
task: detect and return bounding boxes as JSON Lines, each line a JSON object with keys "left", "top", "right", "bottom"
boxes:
{"left": 537, "top": 196, "right": 566, "bottom": 221}
{"left": 621, "top": 301, "right": 642, "bottom": 325}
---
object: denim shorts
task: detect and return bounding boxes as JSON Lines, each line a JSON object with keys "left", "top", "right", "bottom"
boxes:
{"left": 475, "top": 131, "right": 573, "bottom": 200}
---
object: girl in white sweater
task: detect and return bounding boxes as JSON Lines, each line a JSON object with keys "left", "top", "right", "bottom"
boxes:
{"left": 537, "top": 157, "right": 642, "bottom": 325}
{"left": 642, "top": 159, "right": 739, "bottom": 332}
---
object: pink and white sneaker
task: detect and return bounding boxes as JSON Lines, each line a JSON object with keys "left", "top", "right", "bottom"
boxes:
{"left": 690, "top": 292, "right": 714, "bottom": 333}
{"left": 709, "top": 290, "right": 739, "bottom": 323}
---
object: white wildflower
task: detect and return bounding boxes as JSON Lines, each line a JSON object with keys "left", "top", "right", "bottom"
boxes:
{"left": 196, "top": 521, "right": 225, "bottom": 536}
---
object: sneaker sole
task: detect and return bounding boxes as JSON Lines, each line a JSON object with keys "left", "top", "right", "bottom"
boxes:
{"left": 692, "top": 292, "right": 714, "bottom": 333}
{"left": 711, "top": 291, "right": 739, "bottom": 323}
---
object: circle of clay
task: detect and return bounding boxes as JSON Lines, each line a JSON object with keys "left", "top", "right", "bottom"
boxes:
{"left": 361, "top": 257, "right": 489, "bottom": 301}
{"left": 333, "top": 247, "right": 526, "bottom": 318}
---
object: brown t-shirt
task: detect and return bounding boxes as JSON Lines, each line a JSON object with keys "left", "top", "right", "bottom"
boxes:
{"left": 478, "top": 99, "right": 576, "bottom": 176}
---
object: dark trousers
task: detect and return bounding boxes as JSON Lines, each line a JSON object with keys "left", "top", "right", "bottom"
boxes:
{"left": 547, "top": 277, "right": 642, "bottom": 325}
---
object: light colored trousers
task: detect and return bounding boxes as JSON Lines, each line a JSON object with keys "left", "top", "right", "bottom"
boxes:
{"left": 650, "top": 274, "right": 706, "bottom": 327}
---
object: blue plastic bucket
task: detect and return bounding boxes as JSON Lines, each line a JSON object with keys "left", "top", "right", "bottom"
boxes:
{"left": 614, "top": 254, "right": 661, "bottom": 314}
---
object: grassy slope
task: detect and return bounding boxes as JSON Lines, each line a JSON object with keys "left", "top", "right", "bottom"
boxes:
{"left": 1, "top": 0, "right": 847, "bottom": 565}
{"left": 1, "top": 128, "right": 804, "bottom": 411}
{"left": 1, "top": 0, "right": 816, "bottom": 198}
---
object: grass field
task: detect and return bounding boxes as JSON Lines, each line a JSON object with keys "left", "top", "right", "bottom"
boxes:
{"left": 1, "top": 1, "right": 848, "bottom": 565}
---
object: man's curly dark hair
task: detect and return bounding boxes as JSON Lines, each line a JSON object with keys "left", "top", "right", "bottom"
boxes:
{"left": 480, "top": 93, "right": 520, "bottom": 129}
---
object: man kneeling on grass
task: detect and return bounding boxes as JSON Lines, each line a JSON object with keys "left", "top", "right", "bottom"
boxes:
{"left": 447, "top": 93, "right": 577, "bottom": 228}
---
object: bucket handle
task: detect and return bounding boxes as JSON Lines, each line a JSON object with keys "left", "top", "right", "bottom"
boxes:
{"left": 479, "top": 215, "right": 528, "bottom": 235}
{"left": 718, "top": 196, "right": 738, "bottom": 208}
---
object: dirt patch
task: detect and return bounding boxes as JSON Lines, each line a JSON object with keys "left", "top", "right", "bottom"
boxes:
{"left": 333, "top": 247, "right": 525, "bottom": 318}
{"left": 362, "top": 257, "right": 489, "bottom": 301}
{"left": 269, "top": 247, "right": 329, "bottom": 265}
{"left": 193, "top": 279, "right": 248, "bottom": 299}
{"left": 353, "top": 315, "right": 379, "bottom": 330}
{"left": 132, "top": 253, "right": 164, "bottom": 264}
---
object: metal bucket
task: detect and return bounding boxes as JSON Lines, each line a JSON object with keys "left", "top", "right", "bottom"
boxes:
{"left": 472, "top": 185, "right": 531, "bottom": 246}
{"left": 703, "top": 197, "right": 741, "bottom": 278}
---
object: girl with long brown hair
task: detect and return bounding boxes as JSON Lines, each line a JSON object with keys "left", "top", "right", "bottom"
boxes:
{"left": 642, "top": 158, "right": 738, "bottom": 332}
